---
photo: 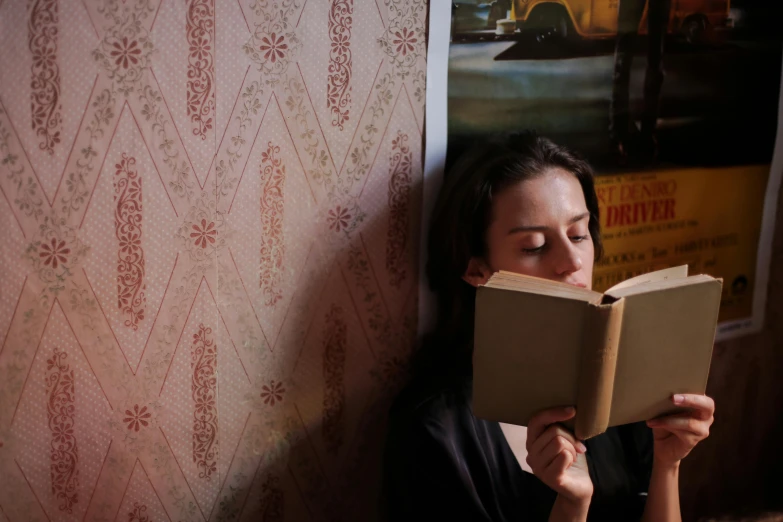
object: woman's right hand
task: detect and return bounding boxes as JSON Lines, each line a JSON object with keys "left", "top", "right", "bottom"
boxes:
{"left": 526, "top": 407, "right": 593, "bottom": 512}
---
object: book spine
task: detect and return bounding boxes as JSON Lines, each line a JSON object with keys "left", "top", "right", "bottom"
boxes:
{"left": 575, "top": 299, "right": 625, "bottom": 440}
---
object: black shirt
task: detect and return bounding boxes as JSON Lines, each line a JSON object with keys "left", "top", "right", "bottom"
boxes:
{"left": 383, "top": 375, "right": 654, "bottom": 521}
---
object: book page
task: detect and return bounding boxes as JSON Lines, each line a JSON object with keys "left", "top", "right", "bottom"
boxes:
{"left": 605, "top": 265, "right": 688, "bottom": 294}
{"left": 608, "top": 279, "right": 722, "bottom": 427}
{"left": 606, "top": 274, "right": 715, "bottom": 300}
{"left": 487, "top": 271, "right": 602, "bottom": 303}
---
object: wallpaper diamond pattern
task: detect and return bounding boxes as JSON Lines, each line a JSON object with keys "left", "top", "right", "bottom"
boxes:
{"left": 0, "top": 0, "right": 426, "bottom": 520}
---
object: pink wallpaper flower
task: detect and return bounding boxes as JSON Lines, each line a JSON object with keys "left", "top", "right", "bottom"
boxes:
{"left": 0, "top": 0, "right": 426, "bottom": 520}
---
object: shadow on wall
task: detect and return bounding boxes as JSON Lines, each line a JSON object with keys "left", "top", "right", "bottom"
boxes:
{"left": 219, "top": 169, "right": 783, "bottom": 521}
{"left": 657, "top": 172, "right": 783, "bottom": 521}
{"left": 232, "top": 175, "right": 426, "bottom": 521}
{"left": 255, "top": 174, "right": 783, "bottom": 522}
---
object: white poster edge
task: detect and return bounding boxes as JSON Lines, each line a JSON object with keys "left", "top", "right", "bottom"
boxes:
{"left": 716, "top": 51, "right": 783, "bottom": 342}
{"left": 418, "top": 0, "right": 451, "bottom": 339}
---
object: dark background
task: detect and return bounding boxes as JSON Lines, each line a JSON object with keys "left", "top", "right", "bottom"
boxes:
{"left": 447, "top": 1, "right": 783, "bottom": 173}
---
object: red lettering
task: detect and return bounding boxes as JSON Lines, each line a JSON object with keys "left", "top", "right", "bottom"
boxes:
{"left": 597, "top": 186, "right": 616, "bottom": 206}
{"left": 639, "top": 201, "right": 651, "bottom": 223}
{"left": 605, "top": 199, "right": 676, "bottom": 228}
{"left": 652, "top": 200, "right": 664, "bottom": 221}
{"left": 665, "top": 198, "right": 676, "bottom": 220}
{"left": 620, "top": 204, "right": 631, "bottom": 225}
{"left": 607, "top": 204, "right": 624, "bottom": 227}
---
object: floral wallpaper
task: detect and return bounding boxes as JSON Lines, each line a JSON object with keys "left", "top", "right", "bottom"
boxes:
{"left": 0, "top": 0, "right": 426, "bottom": 520}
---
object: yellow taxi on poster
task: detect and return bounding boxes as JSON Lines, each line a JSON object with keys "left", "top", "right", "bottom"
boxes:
{"left": 511, "top": 0, "right": 732, "bottom": 39}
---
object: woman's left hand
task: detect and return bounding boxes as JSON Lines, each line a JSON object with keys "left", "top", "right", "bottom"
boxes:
{"left": 646, "top": 394, "right": 714, "bottom": 467}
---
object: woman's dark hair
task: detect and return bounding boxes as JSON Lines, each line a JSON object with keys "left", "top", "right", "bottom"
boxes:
{"left": 418, "top": 133, "right": 602, "bottom": 377}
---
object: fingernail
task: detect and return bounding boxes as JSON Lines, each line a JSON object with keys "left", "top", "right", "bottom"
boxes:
{"left": 673, "top": 394, "right": 684, "bottom": 404}
{"left": 577, "top": 442, "right": 587, "bottom": 453}
{"left": 566, "top": 407, "right": 575, "bottom": 415}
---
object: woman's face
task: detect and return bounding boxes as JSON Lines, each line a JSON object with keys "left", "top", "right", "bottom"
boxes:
{"left": 465, "top": 168, "right": 595, "bottom": 289}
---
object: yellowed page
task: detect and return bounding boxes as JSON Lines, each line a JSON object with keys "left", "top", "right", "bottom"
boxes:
{"left": 606, "top": 265, "right": 689, "bottom": 294}
{"left": 488, "top": 271, "right": 602, "bottom": 302}
{"left": 608, "top": 279, "right": 721, "bottom": 426}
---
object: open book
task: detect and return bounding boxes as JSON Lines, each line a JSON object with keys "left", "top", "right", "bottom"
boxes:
{"left": 472, "top": 266, "right": 722, "bottom": 439}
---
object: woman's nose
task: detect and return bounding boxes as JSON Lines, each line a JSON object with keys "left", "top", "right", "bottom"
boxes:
{"left": 554, "top": 240, "right": 582, "bottom": 276}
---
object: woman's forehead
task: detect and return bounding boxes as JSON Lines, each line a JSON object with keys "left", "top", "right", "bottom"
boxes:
{"left": 491, "top": 169, "right": 587, "bottom": 223}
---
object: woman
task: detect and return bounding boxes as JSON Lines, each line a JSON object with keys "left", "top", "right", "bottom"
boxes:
{"left": 383, "top": 134, "right": 714, "bottom": 521}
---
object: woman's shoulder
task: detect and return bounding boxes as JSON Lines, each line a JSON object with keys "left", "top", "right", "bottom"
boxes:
{"left": 389, "top": 373, "right": 473, "bottom": 426}
{"left": 384, "top": 373, "right": 478, "bottom": 479}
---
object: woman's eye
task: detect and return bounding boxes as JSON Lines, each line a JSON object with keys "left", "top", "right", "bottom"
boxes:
{"left": 522, "top": 245, "right": 545, "bottom": 254}
{"left": 570, "top": 235, "right": 589, "bottom": 243}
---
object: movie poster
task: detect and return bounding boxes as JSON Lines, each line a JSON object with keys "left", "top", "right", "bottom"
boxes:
{"left": 429, "top": 0, "right": 783, "bottom": 338}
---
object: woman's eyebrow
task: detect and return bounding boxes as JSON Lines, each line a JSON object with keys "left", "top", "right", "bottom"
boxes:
{"left": 507, "top": 212, "right": 589, "bottom": 235}
{"left": 568, "top": 211, "right": 590, "bottom": 224}
{"left": 507, "top": 224, "right": 547, "bottom": 234}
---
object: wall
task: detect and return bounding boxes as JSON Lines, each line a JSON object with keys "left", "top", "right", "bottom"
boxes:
{"left": 681, "top": 174, "right": 783, "bottom": 521}
{"left": 3, "top": 1, "right": 783, "bottom": 521}
{"left": 0, "top": 0, "right": 426, "bottom": 520}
